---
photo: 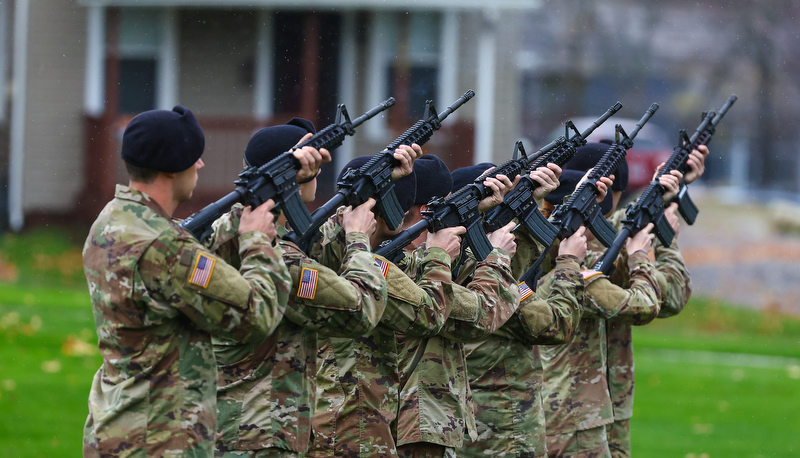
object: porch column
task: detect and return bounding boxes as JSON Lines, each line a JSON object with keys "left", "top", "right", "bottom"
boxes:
{"left": 84, "top": 5, "right": 105, "bottom": 117}
{"left": 335, "top": 11, "right": 358, "bottom": 171}
{"left": 254, "top": 9, "right": 274, "bottom": 121}
{"left": 9, "top": 0, "right": 30, "bottom": 231}
{"left": 157, "top": 7, "right": 178, "bottom": 109}
{"left": 438, "top": 10, "right": 459, "bottom": 117}
{"left": 474, "top": 9, "right": 498, "bottom": 165}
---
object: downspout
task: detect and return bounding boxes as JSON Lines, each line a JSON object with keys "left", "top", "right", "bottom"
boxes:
{"left": 9, "top": 0, "right": 29, "bottom": 231}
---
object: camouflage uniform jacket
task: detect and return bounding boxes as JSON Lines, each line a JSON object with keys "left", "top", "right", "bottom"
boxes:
{"left": 541, "top": 240, "right": 661, "bottom": 435}
{"left": 395, "top": 245, "right": 520, "bottom": 449}
{"left": 601, "top": 231, "right": 692, "bottom": 421}
{"left": 205, "top": 207, "right": 388, "bottom": 454}
{"left": 309, "top": 210, "right": 454, "bottom": 458}
{"left": 458, "top": 228, "right": 585, "bottom": 457}
{"left": 82, "top": 185, "right": 290, "bottom": 458}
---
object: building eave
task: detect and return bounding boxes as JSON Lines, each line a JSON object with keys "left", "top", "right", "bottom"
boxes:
{"left": 76, "top": 0, "right": 540, "bottom": 11}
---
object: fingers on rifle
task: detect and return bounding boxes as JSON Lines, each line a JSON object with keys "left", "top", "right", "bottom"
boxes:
{"left": 296, "top": 132, "right": 313, "bottom": 145}
{"left": 362, "top": 197, "right": 377, "bottom": 210}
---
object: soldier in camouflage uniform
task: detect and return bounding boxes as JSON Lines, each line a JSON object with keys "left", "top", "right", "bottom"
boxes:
{"left": 602, "top": 146, "right": 706, "bottom": 458}
{"left": 393, "top": 161, "right": 521, "bottom": 457}
{"left": 457, "top": 164, "right": 609, "bottom": 458}
{"left": 540, "top": 144, "right": 684, "bottom": 458}
{"left": 82, "top": 106, "right": 292, "bottom": 457}
{"left": 305, "top": 152, "right": 450, "bottom": 458}
{"left": 199, "top": 120, "right": 397, "bottom": 457}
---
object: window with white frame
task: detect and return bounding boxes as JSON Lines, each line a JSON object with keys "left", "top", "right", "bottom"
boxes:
{"left": 118, "top": 8, "right": 162, "bottom": 114}
{"left": 369, "top": 11, "right": 443, "bottom": 123}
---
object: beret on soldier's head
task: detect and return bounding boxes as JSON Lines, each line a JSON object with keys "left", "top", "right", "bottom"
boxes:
{"left": 545, "top": 169, "right": 614, "bottom": 215}
{"left": 337, "top": 155, "right": 417, "bottom": 213}
{"left": 243, "top": 118, "right": 317, "bottom": 167}
{"left": 413, "top": 155, "right": 452, "bottom": 204}
{"left": 121, "top": 105, "right": 205, "bottom": 173}
{"left": 564, "top": 141, "right": 629, "bottom": 193}
{"left": 450, "top": 162, "right": 495, "bottom": 193}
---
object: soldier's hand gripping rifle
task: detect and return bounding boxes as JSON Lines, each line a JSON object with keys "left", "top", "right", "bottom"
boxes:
{"left": 286, "top": 90, "right": 475, "bottom": 254}
{"left": 179, "top": 98, "right": 395, "bottom": 242}
{"left": 481, "top": 102, "right": 624, "bottom": 248}
{"left": 517, "top": 104, "right": 659, "bottom": 286}
{"left": 375, "top": 140, "right": 553, "bottom": 264}
{"left": 592, "top": 94, "right": 736, "bottom": 275}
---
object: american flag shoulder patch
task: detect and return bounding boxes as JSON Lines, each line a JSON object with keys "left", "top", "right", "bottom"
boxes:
{"left": 519, "top": 281, "right": 534, "bottom": 301}
{"left": 297, "top": 267, "right": 319, "bottom": 300}
{"left": 373, "top": 256, "right": 389, "bottom": 279}
{"left": 189, "top": 253, "right": 216, "bottom": 288}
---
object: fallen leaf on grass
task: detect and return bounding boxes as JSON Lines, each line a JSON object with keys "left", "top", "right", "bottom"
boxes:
{"left": 62, "top": 335, "right": 98, "bottom": 357}
{"left": 42, "top": 360, "right": 62, "bottom": 373}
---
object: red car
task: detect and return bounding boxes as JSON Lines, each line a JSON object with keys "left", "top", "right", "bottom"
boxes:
{"left": 545, "top": 117, "right": 674, "bottom": 197}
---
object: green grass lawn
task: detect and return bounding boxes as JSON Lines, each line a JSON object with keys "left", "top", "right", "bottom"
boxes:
{"left": 2, "top": 228, "right": 800, "bottom": 457}
{"left": 631, "top": 298, "right": 800, "bottom": 457}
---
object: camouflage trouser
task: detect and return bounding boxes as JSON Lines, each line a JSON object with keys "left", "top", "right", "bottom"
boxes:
{"left": 215, "top": 448, "right": 301, "bottom": 458}
{"left": 605, "top": 419, "right": 631, "bottom": 458}
{"left": 545, "top": 425, "right": 612, "bottom": 458}
{"left": 396, "top": 442, "right": 456, "bottom": 458}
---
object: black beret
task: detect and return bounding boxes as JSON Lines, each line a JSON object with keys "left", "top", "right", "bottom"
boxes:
{"left": 450, "top": 162, "right": 495, "bottom": 193}
{"left": 413, "top": 155, "right": 452, "bottom": 204}
{"left": 545, "top": 169, "right": 613, "bottom": 215}
{"left": 337, "top": 155, "right": 417, "bottom": 214}
{"left": 244, "top": 118, "right": 316, "bottom": 167}
{"left": 564, "top": 142, "right": 629, "bottom": 193}
{"left": 121, "top": 105, "right": 205, "bottom": 173}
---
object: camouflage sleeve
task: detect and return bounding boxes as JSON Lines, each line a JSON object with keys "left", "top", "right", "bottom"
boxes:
{"left": 654, "top": 240, "right": 693, "bottom": 318}
{"left": 506, "top": 254, "right": 584, "bottom": 345}
{"left": 380, "top": 247, "right": 453, "bottom": 336}
{"left": 203, "top": 205, "right": 244, "bottom": 266}
{"left": 510, "top": 223, "right": 547, "bottom": 280}
{"left": 308, "top": 208, "right": 348, "bottom": 270}
{"left": 585, "top": 250, "right": 661, "bottom": 324}
{"left": 280, "top": 232, "right": 388, "bottom": 337}
{"left": 438, "top": 248, "right": 521, "bottom": 343}
{"left": 141, "top": 229, "right": 291, "bottom": 344}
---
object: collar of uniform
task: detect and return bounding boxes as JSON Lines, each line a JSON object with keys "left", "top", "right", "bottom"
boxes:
{"left": 114, "top": 184, "right": 171, "bottom": 221}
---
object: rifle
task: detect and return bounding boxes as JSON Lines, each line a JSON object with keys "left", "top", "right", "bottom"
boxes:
{"left": 592, "top": 94, "right": 737, "bottom": 275}
{"left": 286, "top": 90, "right": 475, "bottom": 253}
{"left": 375, "top": 140, "right": 551, "bottom": 264}
{"left": 179, "top": 98, "right": 395, "bottom": 242}
{"left": 673, "top": 94, "right": 738, "bottom": 224}
{"left": 517, "top": 103, "right": 660, "bottom": 286}
{"left": 481, "top": 101, "right": 625, "bottom": 248}
{"left": 375, "top": 100, "right": 622, "bottom": 264}
{"left": 480, "top": 137, "right": 567, "bottom": 248}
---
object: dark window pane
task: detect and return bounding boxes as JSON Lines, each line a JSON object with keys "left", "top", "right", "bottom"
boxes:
{"left": 387, "top": 65, "right": 438, "bottom": 118}
{"left": 409, "top": 66, "right": 437, "bottom": 114}
{"left": 119, "top": 58, "right": 156, "bottom": 114}
{"left": 273, "top": 12, "right": 304, "bottom": 113}
{"left": 316, "top": 13, "right": 341, "bottom": 125}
